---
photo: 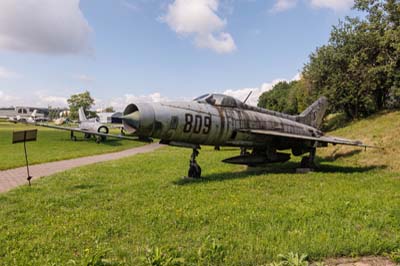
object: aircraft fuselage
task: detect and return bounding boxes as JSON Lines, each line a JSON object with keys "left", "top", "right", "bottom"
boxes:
{"left": 123, "top": 101, "right": 322, "bottom": 151}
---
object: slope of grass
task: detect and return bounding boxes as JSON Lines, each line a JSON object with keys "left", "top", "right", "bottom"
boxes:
{"left": 0, "top": 112, "right": 399, "bottom": 265}
{"left": 319, "top": 111, "right": 400, "bottom": 172}
{"left": 0, "top": 121, "right": 145, "bottom": 170}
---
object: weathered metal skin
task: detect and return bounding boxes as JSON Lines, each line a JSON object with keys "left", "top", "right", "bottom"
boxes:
{"left": 122, "top": 94, "right": 367, "bottom": 174}
{"left": 122, "top": 94, "right": 325, "bottom": 153}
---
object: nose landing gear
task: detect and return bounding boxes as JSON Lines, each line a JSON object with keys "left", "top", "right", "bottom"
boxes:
{"left": 188, "top": 148, "right": 201, "bottom": 178}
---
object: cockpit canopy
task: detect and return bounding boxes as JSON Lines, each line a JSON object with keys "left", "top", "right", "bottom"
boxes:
{"left": 193, "top": 93, "right": 243, "bottom": 108}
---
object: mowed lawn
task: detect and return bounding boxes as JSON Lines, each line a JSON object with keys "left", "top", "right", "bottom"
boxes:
{"left": 1, "top": 112, "right": 400, "bottom": 265}
{"left": 0, "top": 121, "right": 145, "bottom": 170}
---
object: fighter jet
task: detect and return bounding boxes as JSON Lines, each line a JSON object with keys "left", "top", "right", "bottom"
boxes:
{"left": 38, "top": 107, "right": 134, "bottom": 143}
{"left": 9, "top": 109, "right": 42, "bottom": 123}
{"left": 121, "top": 93, "right": 370, "bottom": 178}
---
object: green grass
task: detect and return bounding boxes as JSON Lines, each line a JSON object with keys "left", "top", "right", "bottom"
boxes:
{"left": 1, "top": 112, "right": 400, "bottom": 265}
{"left": 0, "top": 121, "right": 145, "bottom": 170}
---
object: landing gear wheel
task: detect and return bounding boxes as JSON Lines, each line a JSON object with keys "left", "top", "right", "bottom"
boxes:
{"left": 188, "top": 163, "right": 201, "bottom": 178}
{"left": 300, "top": 148, "right": 316, "bottom": 169}
{"left": 70, "top": 131, "right": 77, "bottom": 141}
{"left": 300, "top": 156, "right": 311, "bottom": 168}
{"left": 187, "top": 148, "right": 201, "bottom": 178}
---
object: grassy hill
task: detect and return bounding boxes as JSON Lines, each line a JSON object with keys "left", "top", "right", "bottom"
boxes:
{"left": 0, "top": 112, "right": 399, "bottom": 265}
{"left": 319, "top": 111, "right": 400, "bottom": 172}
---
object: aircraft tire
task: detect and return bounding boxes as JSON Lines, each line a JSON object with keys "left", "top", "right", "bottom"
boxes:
{"left": 300, "top": 156, "right": 315, "bottom": 168}
{"left": 188, "top": 164, "right": 201, "bottom": 178}
{"left": 98, "top": 126, "right": 109, "bottom": 134}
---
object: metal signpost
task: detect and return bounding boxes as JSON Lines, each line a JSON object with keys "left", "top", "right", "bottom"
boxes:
{"left": 12, "top": 129, "right": 38, "bottom": 186}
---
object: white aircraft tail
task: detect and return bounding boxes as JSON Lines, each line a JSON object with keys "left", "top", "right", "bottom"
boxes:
{"left": 78, "top": 107, "right": 88, "bottom": 122}
{"left": 296, "top": 96, "right": 328, "bottom": 129}
{"left": 31, "top": 109, "right": 37, "bottom": 118}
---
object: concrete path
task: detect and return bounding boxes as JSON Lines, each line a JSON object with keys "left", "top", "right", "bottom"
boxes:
{"left": 0, "top": 143, "right": 163, "bottom": 193}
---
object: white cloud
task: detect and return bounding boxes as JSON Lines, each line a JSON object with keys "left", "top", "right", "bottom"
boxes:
{"left": 0, "top": 90, "right": 20, "bottom": 105}
{"left": 162, "top": 0, "right": 236, "bottom": 54}
{"left": 0, "top": 90, "right": 69, "bottom": 107}
{"left": 35, "top": 95, "right": 68, "bottom": 107}
{"left": 292, "top": 72, "right": 301, "bottom": 81}
{"left": 0, "top": 0, "right": 92, "bottom": 54}
{"left": 31, "top": 91, "right": 69, "bottom": 107}
{"left": 73, "top": 74, "right": 95, "bottom": 83}
{"left": 271, "top": 0, "right": 354, "bottom": 12}
{"left": 270, "top": 0, "right": 298, "bottom": 12}
{"left": 0, "top": 66, "right": 21, "bottom": 79}
{"left": 309, "top": 0, "right": 353, "bottom": 11}
{"left": 222, "top": 73, "right": 301, "bottom": 106}
{"left": 102, "top": 92, "right": 170, "bottom": 111}
{"left": 223, "top": 78, "right": 285, "bottom": 106}
{"left": 121, "top": 0, "right": 139, "bottom": 12}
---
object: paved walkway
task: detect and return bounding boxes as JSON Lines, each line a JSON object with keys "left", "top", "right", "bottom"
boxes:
{"left": 0, "top": 143, "right": 163, "bottom": 193}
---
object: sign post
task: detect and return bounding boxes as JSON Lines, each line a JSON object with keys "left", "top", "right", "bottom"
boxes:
{"left": 12, "top": 129, "right": 38, "bottom": 186}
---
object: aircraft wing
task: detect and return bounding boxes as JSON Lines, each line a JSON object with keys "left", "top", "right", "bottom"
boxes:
{"left": 36, "top": 123, "right": 138, "bottom": 141}
{"left": 238, "top": 129, "right": 374, "bottom": 148}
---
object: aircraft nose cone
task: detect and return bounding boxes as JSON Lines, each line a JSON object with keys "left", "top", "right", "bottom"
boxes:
{"left": 122, "top": 111, "right": 140, "bottom": 134}
{"left": 122, "top": 103, "right": 156, "bottom": 136}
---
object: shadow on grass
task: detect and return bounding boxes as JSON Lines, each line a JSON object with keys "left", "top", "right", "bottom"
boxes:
{"left": 59, "top": 137, "right": 124, "bottom": 147}
{"left": 320, "top": 149, "right": 363, "bottom": 162}
{"left": 174, "top": 161, "right": 386, "bottom": 185}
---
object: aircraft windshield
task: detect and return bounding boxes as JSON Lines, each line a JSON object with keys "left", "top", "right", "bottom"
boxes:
{"left": 193, "top": 94, "right": 210, "bottom": 101}
{"left": 194, "top": 93, "right": 242, "bottom": 107}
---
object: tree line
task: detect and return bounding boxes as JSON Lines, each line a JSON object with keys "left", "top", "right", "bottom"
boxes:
{"left": 258, "top": 0, "right": 400, "bottom": 119}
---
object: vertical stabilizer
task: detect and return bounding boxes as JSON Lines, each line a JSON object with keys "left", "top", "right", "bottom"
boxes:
{"left": 78, "top": 107, "right": 87, "bottom": 122}
{"left": 296, "top": 97, "right": 328, "bottom": 129}
{"left": 31, "top": 110, "right": 37, "bottom": 118}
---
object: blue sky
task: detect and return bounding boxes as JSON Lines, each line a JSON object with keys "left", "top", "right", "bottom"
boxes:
{"left": 0, "top": 0, "right": 357, "bottom": 110}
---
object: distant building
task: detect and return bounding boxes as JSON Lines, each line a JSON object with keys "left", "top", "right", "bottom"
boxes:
{"left": 0, "top": 106, "right": 49, "bottom": 119}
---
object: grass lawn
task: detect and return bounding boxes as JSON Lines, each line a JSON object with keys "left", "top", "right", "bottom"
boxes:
{"left": 0, "top": 112, "right": 399, "bottom": 265}
{"left": 0, "top": 121, "right": 145, "bottom": 170}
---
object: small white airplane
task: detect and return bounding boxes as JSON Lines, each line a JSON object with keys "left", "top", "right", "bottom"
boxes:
{"left": 38, "top": 107, "right": 137, "bottom": 143}
{"left": 8, "top": 110, "right": 43, "bottom": 124}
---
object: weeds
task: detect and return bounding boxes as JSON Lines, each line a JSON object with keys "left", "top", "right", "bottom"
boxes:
{"left": 197, "top": 236, "right": 226, "bottom": 266}
{"left": 141, "top": 247, "right": 184, "bottom": 266}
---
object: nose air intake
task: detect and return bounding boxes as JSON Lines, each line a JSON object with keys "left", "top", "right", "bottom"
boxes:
{"left": 122, "top": 104, "right": 140, "bottom": 134}
{"left": 122, "top": 103, "right": 156, "bottom": 136}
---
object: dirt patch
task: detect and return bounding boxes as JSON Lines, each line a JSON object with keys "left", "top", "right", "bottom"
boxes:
{"left": 323, "top": 256, "right": 395, "bottom": 266}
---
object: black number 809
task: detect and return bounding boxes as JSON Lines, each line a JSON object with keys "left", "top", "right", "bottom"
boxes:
{"left": 183, "top": 114, "right": 211, "bottom": 134}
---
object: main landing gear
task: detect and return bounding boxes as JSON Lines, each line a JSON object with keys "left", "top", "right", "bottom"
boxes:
{"left": 70, "top": 131, "right": 77, "bottom": 141}
{"left": 300, "top": 148, "right": 316, "bottom": 169}
{"left": 188, "top": 148, "right": 201, "bottom": 178}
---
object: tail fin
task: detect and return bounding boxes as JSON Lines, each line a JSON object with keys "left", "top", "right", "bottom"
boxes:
{"left": 78, "top": 107, "right": 87, "bottom": 122}
{"left": 31, "top": 109, "right": 37, "bottom": 118}
{"left": 296, "top": 96, "right": 328, "bottom": 128}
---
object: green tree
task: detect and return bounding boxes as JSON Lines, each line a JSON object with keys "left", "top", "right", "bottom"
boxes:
{"left": 258, "top": 80, "right": 308, "bottom": 115}
{"left": 67, "top": 91, "right": 95, "bottom": 120}
{"left": 104, "top": 106, "right": 115, "bottom": 113}
{"left": 302, "top": 0, "right": 400, "bottom": 118}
